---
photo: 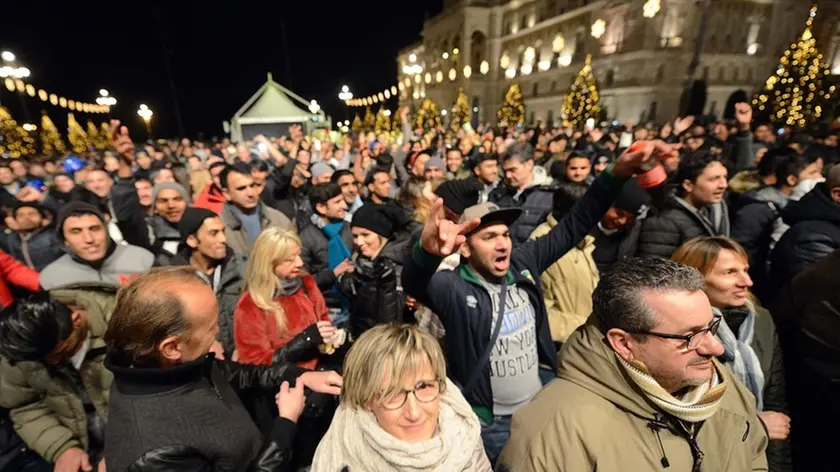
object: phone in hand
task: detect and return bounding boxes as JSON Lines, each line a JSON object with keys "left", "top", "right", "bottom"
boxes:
{"left": 25, "top": 179, "right": 44, "bottom": 190}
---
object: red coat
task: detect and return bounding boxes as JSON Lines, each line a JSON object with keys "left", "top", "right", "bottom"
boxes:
{"left": 0, "top": 249, "right": 40, "bottom": 308}
{"left": 193, "top": 183, "right": 225, "bottom": 215}
{"left": 234, "top": 274, "right": 329, "bottom": 368}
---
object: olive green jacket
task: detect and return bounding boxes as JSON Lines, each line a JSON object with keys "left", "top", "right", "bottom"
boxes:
{"left": 0, "top": 282, "right": 118, "bottom": 462}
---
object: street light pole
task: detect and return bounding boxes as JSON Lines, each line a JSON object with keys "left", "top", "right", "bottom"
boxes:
{"left": 138, "top": 104, "right": 154, "bottom": 140}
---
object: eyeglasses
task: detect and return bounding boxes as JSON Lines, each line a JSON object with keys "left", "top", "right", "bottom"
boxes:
{"left": 379, "top": 379, "right": 442, "bottom": 410}
{"left": 626, "top": 315, "right": 722, "bottom": 351}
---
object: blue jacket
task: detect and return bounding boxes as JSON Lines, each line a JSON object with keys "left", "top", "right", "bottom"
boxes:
{"left": 402, "top": 170, "right": 628, "bottom": 412}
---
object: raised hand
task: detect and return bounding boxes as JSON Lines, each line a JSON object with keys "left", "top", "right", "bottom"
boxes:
{"left": 673, "top": 116, "right": 695, "bottom": 135}
{"left": 109, "top": 119, "right": 135, "bottom": 163}
{"left": 420, "top": 198, "right": 481, "bottom": 257}
{"left": 734, "top": 102, "right": 753, "bottom": 131}
{"left": 613, "top": 140, "right": 677, "bottom": 179}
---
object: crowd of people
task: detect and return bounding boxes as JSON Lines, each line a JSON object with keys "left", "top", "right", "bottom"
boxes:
{"left": 0, "top": 101, "right": 838, "bottom": 472}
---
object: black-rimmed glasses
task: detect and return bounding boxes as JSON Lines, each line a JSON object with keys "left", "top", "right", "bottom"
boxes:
{"left": 379, "top": 379, "right": 442, "bottom": 410}
{"left": 626, "top": 315, "right": 722, "bottom": 351}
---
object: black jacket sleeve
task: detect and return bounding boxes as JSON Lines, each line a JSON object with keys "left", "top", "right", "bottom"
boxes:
{"left": 731, "top": 130, "right": 755, "bottom": 173}
{"left": 270, "top": 324, "right": 323, "bottom": 365}
{"left": 519, "top": 169, "right": 627, "bottom": 275}
{"left": 127, "top": 445, "right": 213, "bottom": 472}
{"left": 300, "top": 234, "right": 337, "bottom": 291}
{"left": 111, "top": 180, "right": 152, "bottom": 249}
{"left": 268, "top": 160, "right": 297, "bottom": 202}
{"left": 764, "top": 335, "right": 792, "bottom": 472}
{"left": 249, "top": 418, "right": 296, "bottom": 472}
{"left": 216, "top": 358, "right": 307, "bottom": 393}
{"left": 731, "top": 202, "right": 777, "bottom": 266}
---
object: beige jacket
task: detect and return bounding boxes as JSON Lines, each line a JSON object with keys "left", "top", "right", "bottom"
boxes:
{"left": 498, "top": 321, "right": 768, "bottom": 472}
{"left": 530, "top": 214, "right": 599, "bottom": 343}
{"left": 220, "top": 202, "right": 292, "bottom": 256}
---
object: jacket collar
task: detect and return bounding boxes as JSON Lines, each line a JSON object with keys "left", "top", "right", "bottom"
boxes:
{"left": 458, "top": 262, "right": 516, "bottom": 287}
{"left": 106, "top": 352, "right": 215, "bottom": 395}
{"left": 222, "top": 202, "right": 268, "bottom": 230}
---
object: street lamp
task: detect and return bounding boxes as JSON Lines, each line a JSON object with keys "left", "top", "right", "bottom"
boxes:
{"left": 338, "top": 85, "right": 353, "bottom": 101}
{"left": 309, "top": 99, "right": 321, "bottom": 114}
{"left": 96, "top": 89, "right": 116, "bottom": 107}
{"left": 0, "top": 50, "right": 31, "bottom": 79}
{"left": 1, "top": 51, "right": 15, "bottom": 62}
{"left": 137, "top": 104, "right": 153, "bottom": 138}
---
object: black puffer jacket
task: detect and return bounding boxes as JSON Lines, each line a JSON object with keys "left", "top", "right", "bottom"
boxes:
{"left": 770, "top": 183, "right": 840, "bottom": 286}
{"left": 339, "top": 239, "right": 409, "bottom": 339}
{"left": 637, "top": 197, "right": 730, "bottom": 258}
{"left": 490, "top": 171, "right": 555, "bottom": 245}
{"left": 0, "top": 224, "right": 64, "bottom": 271}
{"left": 299, "top": 221, "right": 353, "bottom": 310}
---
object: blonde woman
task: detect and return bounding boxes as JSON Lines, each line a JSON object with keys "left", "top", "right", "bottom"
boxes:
{"left": 672, "top": 236, "right": 790, "bottom": 472}
{"left": 234, "top": 227, "right": 343, "bottom": 368}
{"left": 312, "top": 324, "right": 491, "bottom": 472}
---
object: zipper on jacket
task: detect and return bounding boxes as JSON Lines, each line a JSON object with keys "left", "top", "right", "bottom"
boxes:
{"left": 647, "top": 414, "right": 671, "bottom": 468}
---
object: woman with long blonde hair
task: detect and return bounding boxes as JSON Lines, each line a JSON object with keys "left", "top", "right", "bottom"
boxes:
{"left": 234, "top": 227, "right": 343, "bottom": 369}
{"left": 672, "top": 236, "right": 790, "bottom": 472}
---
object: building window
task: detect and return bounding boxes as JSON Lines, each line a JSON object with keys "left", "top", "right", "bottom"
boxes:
{"left": 648, "top": 101, "right": 658, "bottom": 122}
{"left": 703, "top": 66, "right": 710, "bottom": 81}
{"left": 529, "top": 111, "right": 536, "bottom": 125}
{"left": 709, "top": 101, "right": 717, "bottom": 115}
{"left": 656, "top": 64, "right": 665, "bottom": 84}
{"left": 532, "top": 82, "right": 539, "bottom": 97}
{"left": 547, "top": 109, "right": 554, "bottom": 124}
{"left": 551, "top": 80, "right": 557, "bottom": 92}
{"left": 605, "top": 69, "right": 615, "bottom": 87}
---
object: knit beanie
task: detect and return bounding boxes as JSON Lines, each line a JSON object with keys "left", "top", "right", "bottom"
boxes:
{"left": 152, "top": 182, "right": 189, "bottom": 205}
{"left": 311, "top": 162, "right": 334, "bottom": 180}
{"left": 56, "top": 202, "right": 106, "bottom": 241}
{"left": 425, "top": 157, "right": 445, "bottom": 173}
{"left": 435, "top": 178, "right": 483, "bottom": 216}
{"left": 613, "top": 179, "right": 651, "bottom": 215}
{"left": 351, "top": 204, "right": 409, "bottom": 239}
{"left": 178, "top": 207, "right": 218, "bottom": 241}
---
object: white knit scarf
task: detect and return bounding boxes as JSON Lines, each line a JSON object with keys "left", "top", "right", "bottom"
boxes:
{"left": 310, "top": 378, "right": 491, "bottom": 472}
{"left": 617, "top": 355, "right": 727, "bottom": 423}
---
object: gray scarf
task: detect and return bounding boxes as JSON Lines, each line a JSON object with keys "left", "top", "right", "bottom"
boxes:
{"left": 712, "top": 306, "right": 765, "bottom": 410}
{"left": 274, "top": 277, "right": 303, "bottom": 297}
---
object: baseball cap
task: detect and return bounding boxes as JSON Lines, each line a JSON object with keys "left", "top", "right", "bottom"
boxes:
{"left": 459, "top": 202, "right": 522, "bottom": 235}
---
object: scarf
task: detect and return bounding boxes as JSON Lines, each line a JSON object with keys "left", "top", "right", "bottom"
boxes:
{"left": 227, "top": 204, "right": 262, "bottom": 246}
{"left": 321, "top": 221, "right": 352, "bottom": 271}
{"left": 713, "top": 306, "right": 765, "bottom": 410}
{"left": 617, "top": 355, "right": 727, "bottom": 423}
{"left": 273, "top": 277, "right": 303, "bottom": 297}
{"left": 311, "top": 379, "right": 491, "bottom": 472}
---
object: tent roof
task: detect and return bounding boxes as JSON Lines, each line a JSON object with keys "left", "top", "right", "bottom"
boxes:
{"left": 233, "top": 73, "right": 314, "bottom": 123}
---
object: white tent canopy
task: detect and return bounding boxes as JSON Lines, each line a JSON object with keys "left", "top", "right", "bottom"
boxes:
{"left": 230, "top": 73, "right": 328, "bottom": 141}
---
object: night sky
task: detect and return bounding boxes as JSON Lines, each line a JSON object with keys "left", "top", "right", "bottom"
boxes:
{"left": 0, "top": 0, "right": 443, "bottom": 140}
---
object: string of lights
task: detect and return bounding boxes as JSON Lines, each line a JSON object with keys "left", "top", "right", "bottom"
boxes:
{"left": 2, "top": 78, "right": 111, "bottom": 114}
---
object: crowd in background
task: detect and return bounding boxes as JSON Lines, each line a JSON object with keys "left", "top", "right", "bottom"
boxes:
{"left": 0, "top": 101, "right": 838, "bottom": 471}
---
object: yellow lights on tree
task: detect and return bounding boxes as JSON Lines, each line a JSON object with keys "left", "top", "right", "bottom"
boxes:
{"left": 752, "top": 5, "right": 831, "bottom": 130}
{"left": 591, "top": 19, "right": 606, "bottom": 39}
{"left": 643, "top": 0, "right": 661, "bottom": 18}
{"left": 463, "top": 65, "right": 472, "bottom": 78}
{"left": 449, "top": 68, "right": 457, "bottom": 81}
{"left": 497, "top": 83, "right": 525, "bottom": 126}
{"left": 40, "top": 112, "right": 66, "bottom": 155}
{"left": 552, "top": 35, "right": 565, "bottom": 53}
{"left": 450, "top": 87, "right": 470, "bottom": 132}
{"left": 562, "top": 55, "right": 601, "bottom": 128}
{"left": 414, "top": 97, "right": 441, "bottom": 131}
{"left": 500, "top": 53, "right": 511, "bottom": 69}
{"left": 480, "top": 60, "right": 490, "bottom": 75}
{"left": 363, "top": 106, "right": 375, "bottom": 130}
{"left": 66, "top": 112, "right": 88, "bottom": 154}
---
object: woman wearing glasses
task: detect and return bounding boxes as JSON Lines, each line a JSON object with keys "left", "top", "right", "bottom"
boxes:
{"left": 673, "top": 237, "right": 791, "bottom": 472}
{"left": 311, "top": 324, "right": 492, "bottom": 472}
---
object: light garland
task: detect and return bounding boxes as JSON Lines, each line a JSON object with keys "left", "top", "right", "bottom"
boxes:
{"left": 346, "top": 84, "right": 401, "bottom": 107}
{"left": 2, "top": 78, "right": 110, "bottom": 113}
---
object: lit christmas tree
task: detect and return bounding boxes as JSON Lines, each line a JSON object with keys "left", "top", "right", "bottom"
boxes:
{"left": 0, "top": 107, "right": 35, "bottom": 159}
{"left": 40, "top": 112, "right": 67, "bottom": 156}
{"left": 363, "top": 107, "right": 376, "bottom": 131}
{"left": 351, "top": 114, "right": 363, "bottom": 132}
{"left": 497, "top": 84, "right": 525, "bottom": 126}
{"left": 86, "top": 120, "right": 105, "bottom": 150}
{"left": 752, "top": 5, "right": 834, "bottom": 130}
{"left": 99, "top": 122, "right": 113, "bottom": 149}
{"left": 562, "top": 55, "right": 600, "bottom": 128}
{"left": 374, "top": 108, "right": 391, "bottom": 133}
{"left": 391, "top": 109, "right": 402, "bottom": 133}
{"left": 450, "top": 88, "right": 470, "bottom": 132}
{"left": 415, "top": 98, "right": 442, "bottom": 132}
{"left": 67, "top": 113, "right": 89, "bottom": 154}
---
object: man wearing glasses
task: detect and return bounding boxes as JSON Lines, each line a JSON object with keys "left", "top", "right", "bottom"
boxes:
{"left": 498, "top": 257, "right": 768, "bottom": 472}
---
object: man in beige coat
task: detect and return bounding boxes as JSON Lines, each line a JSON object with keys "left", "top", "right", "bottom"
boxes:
{"left": 219, "top": 163, "right": 292, "bottom": 256}
{"left": 497, "top": 257, "right": 768, "bottom": 472}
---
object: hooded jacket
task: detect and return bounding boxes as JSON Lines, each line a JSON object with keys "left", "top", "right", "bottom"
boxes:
{"left": 638, "top": 196, "right": 731, "bottom": 258}
{"left": 497, "top": 321, "right": 768, "bottom": 472}
{"left": 0, "top": 282, "right": 118, "bottom": 462}
{"left": 770, "top": 183, "right": 840, "bottom": 284}
{"left": 489, "top": 166, "right": 556, "bottom": 245}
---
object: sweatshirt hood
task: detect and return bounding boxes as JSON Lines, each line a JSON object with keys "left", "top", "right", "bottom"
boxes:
{"left": 558, "top": 320, "right": 658, "bottom": 420}
{"left": 741, "top": 185, "right": 791, "bottom": 210}
{"left": 782, "top": 182, "right": 840, "bottom": 226}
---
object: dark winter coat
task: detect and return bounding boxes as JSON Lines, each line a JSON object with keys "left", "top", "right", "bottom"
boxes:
{"left": 731, "top": 186, "right": 791, "bottom": 301}
{"left": 770, "top": 183, "right": 840, "bottom": 285}
{"left": 590, "top": 219, "right": 643, "bottom": 274}
{"left": 490, "top": 176, "right": 555, "bottom": 245}
{"left": 339, "top": 239, "right": 409, "bottom": 339}
{"left": 104, "top": 353, "right": 304, "bottom": 472}
{"left": 403, "top": 170, "right": 627, "bottom": 412}
{"left": 299, "top": 220, "right": 353, "bottom": 310}
{"left": 0, "top": 225, "right": 63, "bottom": 271}
{"left": 770, "top": 248, "right": 840, "bottom": 472}
{"left": 637, "top": 197, "right": 730, "bottom": 258}
{"left": 147, "top": 215, "right": 183, "bottom": 257}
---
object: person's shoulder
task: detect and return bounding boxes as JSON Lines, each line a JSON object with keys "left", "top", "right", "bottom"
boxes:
{"left": 120, "top": 244, "right": 155, "bottom": 262}
{"left": 511, "top": 378, "right": 618, "bottom": 438}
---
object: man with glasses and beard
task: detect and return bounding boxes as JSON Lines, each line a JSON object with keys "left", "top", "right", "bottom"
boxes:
{"left": 498, "top": 258, "right": 768, "bottom": 472}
